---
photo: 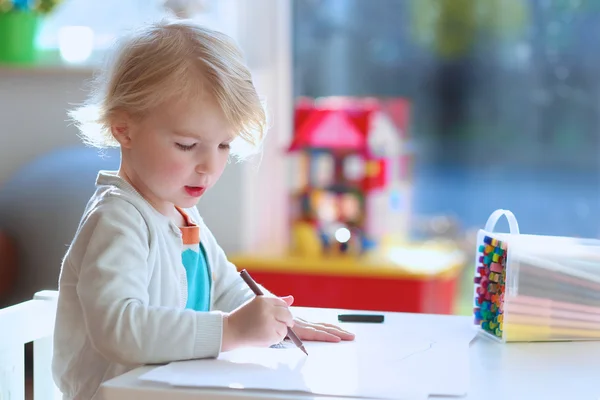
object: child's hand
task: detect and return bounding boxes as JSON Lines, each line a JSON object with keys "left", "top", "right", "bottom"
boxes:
{"left": 293, "top": 317, "right": 356, "bottom": 342}
{"left": 222, "top": 295, "right": 295, "bottom": 351}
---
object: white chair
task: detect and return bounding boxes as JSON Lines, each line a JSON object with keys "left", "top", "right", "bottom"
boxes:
{"left": 0, "top": 290, "right": 61, "bottom": 400}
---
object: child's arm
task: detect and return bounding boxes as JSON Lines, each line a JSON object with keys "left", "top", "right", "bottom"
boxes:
{"left": 74, "top": 200, "right": 225, "bottom": 365}
{"left": 188, "top": 212, "right": 356, "bottom": 345}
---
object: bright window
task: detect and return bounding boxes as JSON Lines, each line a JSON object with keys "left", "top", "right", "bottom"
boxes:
{"left": 36, "top": 0, "right": 165, "bottom": 50}
{"left": 36, "top": 0, "right": 231, "bottom": 51}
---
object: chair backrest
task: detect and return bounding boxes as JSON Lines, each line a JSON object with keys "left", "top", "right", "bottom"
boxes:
{"left": 0, "top": 290, "right": 61, "bottom": 400}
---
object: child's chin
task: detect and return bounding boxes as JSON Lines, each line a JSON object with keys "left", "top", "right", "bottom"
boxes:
{"left": 178, "top": 197, "right": 201, "bottom": 207}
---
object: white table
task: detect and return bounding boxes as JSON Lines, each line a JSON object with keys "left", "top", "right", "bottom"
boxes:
{"left": 100, "top": 307, "right": 600, "bottom": 400}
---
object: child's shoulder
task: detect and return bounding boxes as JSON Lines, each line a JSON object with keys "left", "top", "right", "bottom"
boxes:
{"left": 78, "top": 171, "right": 157, "bottom": 230}
{"left": 86, "top": 187, "right": 144, "bottom": 220}
{"left": 76, "top": 189, "right": 147, "bottom": 238}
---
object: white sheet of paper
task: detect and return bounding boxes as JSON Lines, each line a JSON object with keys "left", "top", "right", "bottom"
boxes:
{"left": 140, "top": 328, "right": 474, "bottom": 399}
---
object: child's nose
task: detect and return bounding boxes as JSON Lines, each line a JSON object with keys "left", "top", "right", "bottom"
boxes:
{"left": 195, "top": 151, "right": 217, "bottom": 174}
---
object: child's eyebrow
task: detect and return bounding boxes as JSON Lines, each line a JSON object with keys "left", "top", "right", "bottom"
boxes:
{"left": 174, "top": 129, "right": 235, "bottom": 143}
{"left": 173, "top": 130, "right": 203, "bottom": 140}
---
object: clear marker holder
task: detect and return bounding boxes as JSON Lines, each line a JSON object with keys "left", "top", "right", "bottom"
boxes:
{"left": 473, "top": 209, "right": 600, "bottom": 342}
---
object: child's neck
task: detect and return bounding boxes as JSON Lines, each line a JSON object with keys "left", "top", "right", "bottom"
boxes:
{"left": 116, "top": 166, "right": 184, "bottom": 227}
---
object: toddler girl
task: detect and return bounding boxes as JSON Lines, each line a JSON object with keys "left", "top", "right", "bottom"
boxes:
{"left": 52, "top": 19, "right": 354, "bottom": 400}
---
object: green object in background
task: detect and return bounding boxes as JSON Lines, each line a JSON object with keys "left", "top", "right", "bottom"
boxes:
{"left": 0, "top": 11, "right": 40, "bottom": 64}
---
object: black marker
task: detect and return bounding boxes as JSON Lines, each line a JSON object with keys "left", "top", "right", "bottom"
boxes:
{"left": 338, "top": 314, "right": 384, "bottom": 323}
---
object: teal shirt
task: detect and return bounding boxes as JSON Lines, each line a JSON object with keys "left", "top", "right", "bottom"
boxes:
{"left": 181, "top": 243, "right": 211, "bottom": 311}
{"left": 178, "top": 208, "right": 211, "bottom": 311}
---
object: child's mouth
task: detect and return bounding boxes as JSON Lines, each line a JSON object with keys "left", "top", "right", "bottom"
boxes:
{"left": 185, "top": 186, "right": 205, "bottom": 197}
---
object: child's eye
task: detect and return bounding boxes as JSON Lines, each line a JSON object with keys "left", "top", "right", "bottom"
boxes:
{"left": 176, "top": 143, "right": 196, "bottom": 151}
{"left": 219, "top": 143, "right": 231, "bottom": 150}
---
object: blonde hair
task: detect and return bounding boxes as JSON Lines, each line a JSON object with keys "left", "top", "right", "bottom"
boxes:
{"left": 69, "top": 19, "right": 267, "bottom": 159}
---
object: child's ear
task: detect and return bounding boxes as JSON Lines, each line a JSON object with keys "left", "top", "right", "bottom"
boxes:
{"left": 110, "top": 114, "right": 133, "bottom": 148}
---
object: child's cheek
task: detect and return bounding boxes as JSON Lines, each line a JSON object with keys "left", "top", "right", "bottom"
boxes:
{"left": 161, "top": 158, "right": 191, "bottom": 182}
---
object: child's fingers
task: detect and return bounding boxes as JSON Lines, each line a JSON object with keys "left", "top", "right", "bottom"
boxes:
{"left": 315, "top": 321, "right": 352, "bottom": 332}
{"left": 275, "top": 323, "right": 288, "bottom": 342}
{"left": 279, "top": 295, "right": 294, "bottom": 306}
{"left": 310, "top": 323, "right": 355, "bottom": 340}
{"left": 300, "top": 326, "right": 342, "bottom": 342}
{"left": 273, "top": 306, "right": 295, "bottom": 327}
{"left": 302, "top": 320, "right": 355, "bottom": 336}
{"left": 296, "top": 318, "right": 352, "bottom": 333}
{"left": 264, "top": 296, "right": 290, "bottom": 308}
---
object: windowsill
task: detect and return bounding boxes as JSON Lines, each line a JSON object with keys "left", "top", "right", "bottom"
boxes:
{"left": 0, "top": 49, "right": 105, "bottom": 74}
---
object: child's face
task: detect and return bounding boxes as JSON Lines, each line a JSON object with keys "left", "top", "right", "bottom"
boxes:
{"left": 119, "top": 95, "right": 234, "bottom": 215}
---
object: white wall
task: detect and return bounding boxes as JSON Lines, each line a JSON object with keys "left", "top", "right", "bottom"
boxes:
{"left": 0, "top": 70, "right": 89, "bottom": 186}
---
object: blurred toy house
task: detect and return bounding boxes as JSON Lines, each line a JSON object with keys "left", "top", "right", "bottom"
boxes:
{"left": 287, "top": 97, "right": 413, "bottom": 257}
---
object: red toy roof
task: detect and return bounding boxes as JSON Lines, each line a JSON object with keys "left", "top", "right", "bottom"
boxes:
{"left": 288, "top": 101, "right": 375, "bottom": 152}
